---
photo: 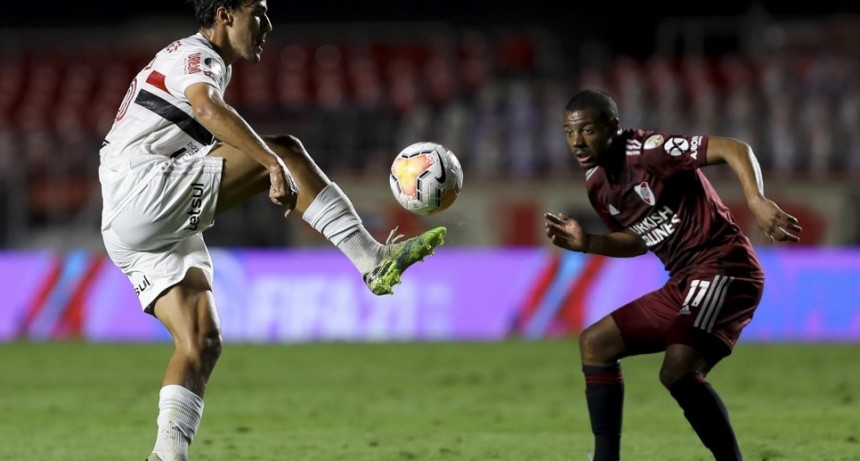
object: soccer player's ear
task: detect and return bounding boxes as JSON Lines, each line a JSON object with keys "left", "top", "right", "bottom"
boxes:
{"left": 216, "top": 7, "right": 231, "bottom": 24}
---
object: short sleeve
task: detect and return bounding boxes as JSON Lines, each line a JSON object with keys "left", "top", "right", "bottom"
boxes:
{"left": 640, "top": 133, "right": 710, "bottom": 177}
{"left": 165, "top": 47, "right": 227, "bottom": 98}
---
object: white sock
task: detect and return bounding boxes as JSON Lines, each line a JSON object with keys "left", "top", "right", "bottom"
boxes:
{"left": 152, "top": 385, "right": 204, "bottom": 461}
{"left": 303, "top": 183, "right": 382, "bottom": 274}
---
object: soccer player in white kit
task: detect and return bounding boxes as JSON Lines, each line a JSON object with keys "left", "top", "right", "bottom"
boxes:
{"left": 98, "top": 1, "right": 446, "bottom": 460}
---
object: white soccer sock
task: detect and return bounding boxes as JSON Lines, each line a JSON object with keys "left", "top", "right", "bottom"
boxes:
{"left": 152, "top": 385, "right": 205, "bottom": 461}
{"left": 303, "top": 183, "right": 382, "bottom": 274}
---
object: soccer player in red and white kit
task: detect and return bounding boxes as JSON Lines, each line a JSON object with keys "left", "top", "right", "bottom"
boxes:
{"left": 545, "top": 89, "right": 802, "bottom": 461}
{"left": 98, "top": 1, "right": 445, "bottom": 460}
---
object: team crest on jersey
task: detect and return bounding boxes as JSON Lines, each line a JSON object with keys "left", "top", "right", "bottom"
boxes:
{"left": 608, "top": 204, "right": 620, "bottom": 216}
{"left": 644, "top": 135, "right": 664, "bottom": 149}
{"left": 664, "top": 137, "right": 689, "bottom": 156}
{"left": 634, "top": 181, "right": 654, "bottom": 205}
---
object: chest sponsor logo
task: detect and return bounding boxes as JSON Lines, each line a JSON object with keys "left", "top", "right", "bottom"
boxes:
{"left": 628, "top": 205, "right": 681, "bottom": 247}
{"left": 644, "top": 134, "right": 664, "bottom": 149}
{"left": 634, "top": 181, "right": 654, "bottom": 205}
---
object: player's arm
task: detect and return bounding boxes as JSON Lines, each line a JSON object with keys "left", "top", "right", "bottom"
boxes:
{"left": 704, "top": 136, "right": 801, "bottom": 242}
{"left": 544, "top": 212, "right": 647, "bottom": 257}
{"left": 185, "top": 81, "right": 298, "bottom": 215}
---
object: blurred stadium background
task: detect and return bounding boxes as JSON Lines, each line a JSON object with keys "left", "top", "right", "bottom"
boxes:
{"left": 1, "top": 2, "right": 859, "bottom": 343}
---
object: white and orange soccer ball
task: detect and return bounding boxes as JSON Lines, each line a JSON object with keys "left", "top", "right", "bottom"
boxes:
{"left": 389, "top": 141, "right": 463, "bottom": 215}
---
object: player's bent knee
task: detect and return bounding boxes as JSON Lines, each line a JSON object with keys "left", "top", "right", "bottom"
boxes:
{"left": 578, "top": 325, "right": 621, "bottom": 364}
{"left": 199, "top": 333, "right": 223, "bottom": 367}
{"left": 177, "top": 330, "right": 222, "bottom": 372}
{"left": 578, "top": 329, "right": 602, "bottom": 362}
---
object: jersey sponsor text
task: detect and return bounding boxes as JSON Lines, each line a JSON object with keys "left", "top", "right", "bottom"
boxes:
{"left": 628, "top": 205, "right": 680, "bottom": 247}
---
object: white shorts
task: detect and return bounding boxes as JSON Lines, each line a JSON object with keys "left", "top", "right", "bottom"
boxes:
{"left": 102, "top": 152, "right": 224, "bottom": 313}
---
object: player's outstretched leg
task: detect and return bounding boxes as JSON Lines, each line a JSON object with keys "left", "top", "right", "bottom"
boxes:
{"left": 364, "top": 226, "right": 447, "bottom": 295}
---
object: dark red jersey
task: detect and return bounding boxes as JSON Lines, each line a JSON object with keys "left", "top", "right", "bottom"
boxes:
{"left": 585, "top": 129, "right": 763, "bottom": 278}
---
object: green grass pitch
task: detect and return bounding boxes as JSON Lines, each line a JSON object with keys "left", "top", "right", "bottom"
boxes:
{"left": 0, "top": 340, "right": 858, "bottom": 460}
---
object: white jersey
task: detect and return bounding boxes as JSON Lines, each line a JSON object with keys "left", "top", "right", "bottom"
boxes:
{"left": 99, "top": 33, "right": 232, "bottom": 230}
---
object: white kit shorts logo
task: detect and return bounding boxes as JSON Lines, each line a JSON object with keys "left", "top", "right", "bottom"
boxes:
{"left": 664, "top": 137, "right": 689, "bottom": 156}
{"left": 644, "top": 134, "right": 665, "bottom": 150}
{"left": 133, "top": 274, "right": 151, "bottom": 297}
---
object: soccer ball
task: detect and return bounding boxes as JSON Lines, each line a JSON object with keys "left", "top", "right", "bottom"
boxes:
{"left": 389, "top": 141, "right": 463, "bottom": 215}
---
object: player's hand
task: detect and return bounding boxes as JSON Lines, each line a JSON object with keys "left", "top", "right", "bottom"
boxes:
{"left": 544, "top": 212, "right": 589, "bottom": 252}
{"left": 748, "top": 196, "right": 802, "bottom": 243}
{"left": 268, "top": 160, "right": 299, "bottom": 218}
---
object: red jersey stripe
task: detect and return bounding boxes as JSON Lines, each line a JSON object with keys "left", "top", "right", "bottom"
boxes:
{"left": 146, "top": 70, "right": 169, "bottom": 93}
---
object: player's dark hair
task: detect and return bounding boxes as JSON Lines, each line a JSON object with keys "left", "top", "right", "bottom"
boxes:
{"left": 186, "top": 0, "right": 258, "bottom": 28}
{"left": 565, "top": 89, "right": 620, "bottom": 122}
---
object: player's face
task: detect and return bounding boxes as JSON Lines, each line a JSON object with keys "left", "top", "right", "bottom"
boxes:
{"left": 563, "top": 108, "right": 616, "bottom": 170}
{"left": 228, "top": 0, "right": 272, "bottom": 63}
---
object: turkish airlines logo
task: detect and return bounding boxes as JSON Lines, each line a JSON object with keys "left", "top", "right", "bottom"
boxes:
{"left": 634, "top": 181, "right": 654, "bottom": 205}
{"left": 629, "top": 205, "right": 681, "bottom": 247}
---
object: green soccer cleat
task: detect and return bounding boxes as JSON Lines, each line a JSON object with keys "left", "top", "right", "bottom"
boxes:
{"left": 363, "top": 226, "right": 447, "bottom": 295}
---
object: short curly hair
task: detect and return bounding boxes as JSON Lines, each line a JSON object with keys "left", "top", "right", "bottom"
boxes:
{"left": 564, "top": 89, "right": 620, "bottom": 123}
